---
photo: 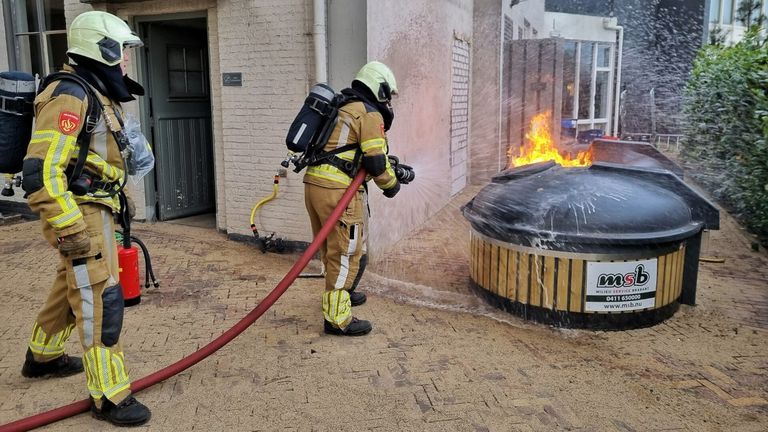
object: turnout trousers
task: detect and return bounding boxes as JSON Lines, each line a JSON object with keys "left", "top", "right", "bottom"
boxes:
{"left": 304, "top": 183, "right": 368, "bottom": 328}
{"left": 28, "top": 202, "right": 132, "bottom": 406}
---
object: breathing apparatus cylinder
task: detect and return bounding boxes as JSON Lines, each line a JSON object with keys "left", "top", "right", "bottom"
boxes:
{"left": 286, "top": 83, "right": 336, "bottom": 153}
{"left": 0, "top": 71, "right": 36, "bottom": 174}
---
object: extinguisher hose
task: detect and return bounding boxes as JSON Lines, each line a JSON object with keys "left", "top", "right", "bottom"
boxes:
{"left": 0, "top": 169, "right": 366, "bottom": 432}
{"left": 118, "top": 192, "right": 131, "bottom": 249}
{"left": 130, "top": 235, "right": 159, "bottom": 288}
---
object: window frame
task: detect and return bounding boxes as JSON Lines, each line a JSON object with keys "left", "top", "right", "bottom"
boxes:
{"left": 6, "top": 0, "right": 67, "bottom": 76}
{"left": 166, "top": 44, "right": 209, "bottom": 100}
{"left": 564, "top": 40, "right": 616, "bottom": 133}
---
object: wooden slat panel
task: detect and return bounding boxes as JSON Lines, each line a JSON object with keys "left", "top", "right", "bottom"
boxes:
{"left": 489, "top": 245, "right": 499, "bottom": 294}
{"left": 510, "top": 250, "right": 520, "bottom": 301}
{"left": 480, "top": 241, "right": 488, "bottom": 289}
{"left": 498, "top": 247, "right": 510, "bottom": 299}
{"left": 556, "top": 258, "right": 570, "bottom": 312}
{"left": 470, "top": 235, "right": 476, "bottom": 282}
{"left": 569, "top": 259, "right": 584, "bottom": 313}
{"left": 529, "top": 255, "right": 542, "bottom": 307}
{"left": 668, "top": 251, "right": 678, "bottom": 305}
{"left": 663, "top": 252, "right": 674, "bottom": 306}
{"left": 542, "top": 256, "right": 556, "bottom": 309}
{"left": 655, "top": 254, "right": 666, "bottom": 307}
{"left": 518, "top": 253, "right": 530, "bottom": 304}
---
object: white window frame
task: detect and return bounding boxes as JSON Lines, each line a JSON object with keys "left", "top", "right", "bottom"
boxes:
{"left": 567, "top": 40, "right": 616, "bottom": 133}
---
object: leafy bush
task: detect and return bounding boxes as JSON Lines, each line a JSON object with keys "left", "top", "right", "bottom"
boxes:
{"left": 682, "top": 28, "right": 768, "bottom": 243}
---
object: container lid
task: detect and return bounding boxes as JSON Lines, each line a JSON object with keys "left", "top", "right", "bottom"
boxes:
{"left": 462, "top": 162, "right": 718, "bottom": 247}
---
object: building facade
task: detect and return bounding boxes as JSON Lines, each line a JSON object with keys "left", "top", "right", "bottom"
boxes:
{"left": 0, "top": 0, "right": 474, "bottom": 256}
{"left": 708, "top": 0, "right": 768, "bottom": 43}
{"left": 0, "top": 0, "right": 709, "bottom": 255}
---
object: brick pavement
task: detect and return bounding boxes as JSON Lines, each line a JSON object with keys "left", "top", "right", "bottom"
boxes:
{"left": 0, "top": 203, "right": 766, "bottom": 431}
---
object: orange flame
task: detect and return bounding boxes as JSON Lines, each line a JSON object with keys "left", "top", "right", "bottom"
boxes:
{"left": 508, "top": 112, "right": 592, "bottom": 167}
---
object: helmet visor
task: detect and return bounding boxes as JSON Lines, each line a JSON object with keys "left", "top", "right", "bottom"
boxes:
{"left": 123, "top": 37, "right": 144, "bottom": 49}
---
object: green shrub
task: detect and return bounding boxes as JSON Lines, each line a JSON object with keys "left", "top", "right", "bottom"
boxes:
{"left": 683, "top": 29, "right": 768, "bottom": 243}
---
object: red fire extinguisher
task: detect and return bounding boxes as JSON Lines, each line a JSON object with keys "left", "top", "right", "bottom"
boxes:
{"left": 118, "top": 240, "right": 142, "bottom": 306}
{"left": 116, "top": 193, "right": 159, "bottom": 307}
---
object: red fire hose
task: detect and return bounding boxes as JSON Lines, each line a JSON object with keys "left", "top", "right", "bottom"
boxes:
{"left": 0, "top": 169, "right": 367, "bottom": 432}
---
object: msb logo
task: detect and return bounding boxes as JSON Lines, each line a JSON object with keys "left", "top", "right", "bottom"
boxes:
{"left": 596, "top": 264, "right": 650, "bottom": 288}
{"left": 58, "top": 111, "right": 81, "bottom": 135}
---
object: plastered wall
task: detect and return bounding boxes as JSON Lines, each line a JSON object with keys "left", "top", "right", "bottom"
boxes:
{"left": 366, "top": 0, "right": 474, "bottom": 257}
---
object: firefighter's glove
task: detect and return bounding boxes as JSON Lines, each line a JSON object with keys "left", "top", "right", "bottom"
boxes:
{"left": 58, "top": 230, "right": 91, "bottom": 257}
{"left": 382, "top": 181, "right": 401, "bottom": 199}
{"left": 388, "top": 155, "right": 415, "bottom": 185}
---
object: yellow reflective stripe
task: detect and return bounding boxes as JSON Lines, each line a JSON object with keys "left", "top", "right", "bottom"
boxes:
{"left": 86, "top": 154, "right": 112, "bottom": 178}
{"left": 84, "top": 347, "right": 131, "bottom": 399}
{"left": 86, "top": 154, "right": 122, "bottom": 181}
{"left": 322, "top": 290, "right": 351, "bottom": 327}
{"left": 100, "top": 348, "right": 111, "bottom": 392}
{"left": 381, "top": 176, "right": 398, "bottom": 190}
{"left": 84, "top": 349, "right": 102, "bottom": 398}
{"left": 37, "top": 129, "right": 81, "bottom": 226}
{"left": 361, "top": 138, "right": 385, "bottom": 152}
{"left": 306, "top": 165, "right": 353, "bottom": 186}
{"left": 41, "top": 131, "right": 75, "bottom": 199}
{"left": 47, "top": 206, "right": 82, "bottom": 228}
{"left": 336, "top": 149, "right": 358, "bottom": 161}
{"left": 27, "top": 323, "right": 73, "bottom": 356}
{"left": 76, "top": 194, "right": 119, "bottom": 209}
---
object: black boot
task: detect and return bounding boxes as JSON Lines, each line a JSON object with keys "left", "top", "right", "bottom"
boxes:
{"left": 21, "top": 348, "right": 84, "bottom": 378}
{"left": 349, "top": 291, "right": 367, "bottom": 306}
{"left": 91, "top": 395, "right": 151, "bottom": 426}
{"left": 324, "top": 317, "right": 372, "bottom": 336}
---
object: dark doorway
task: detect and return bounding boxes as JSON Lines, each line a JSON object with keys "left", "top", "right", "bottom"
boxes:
{"left": 139, "top": 17, "right": 214, "bottom": 221}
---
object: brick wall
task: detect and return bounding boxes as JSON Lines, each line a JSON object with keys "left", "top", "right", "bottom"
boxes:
{"left": 60, "top": 0, "right": 477, "bottom": 252}
{"left": 450, "top": 35, "right": 471, "bottom": 196}
{"left": 215, "top": 0, "right": 312, "bottom": 240}
{"left": 63, "top": 0, "right": 313, "bottom": 240}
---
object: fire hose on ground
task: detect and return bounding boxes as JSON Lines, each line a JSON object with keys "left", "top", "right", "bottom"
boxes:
{"left": 0, "top": 169, "right": 367, "bottom": 432}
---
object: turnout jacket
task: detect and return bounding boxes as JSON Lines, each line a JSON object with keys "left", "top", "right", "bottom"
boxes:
{"left": 23, "top": 65, "right": 126, "bottom": 237}
{"left": 303, "top": 100, "right": 398, "bottom": 191}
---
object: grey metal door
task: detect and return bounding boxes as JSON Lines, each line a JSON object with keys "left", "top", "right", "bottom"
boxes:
{"left": 144, "top": 19, "right": 213, "bottom": 220}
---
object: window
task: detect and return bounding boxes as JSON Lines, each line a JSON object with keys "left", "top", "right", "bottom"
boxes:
{"left": 710, "top": 0, "right": 722, "bottom": 23}
{"left": 561, "top": 40, "right": 615, "bottom": 134}
{"left": 167, "top": 45, "right": 208, "bottom": 98}
{"left": 562, "top": 41, "right": 577, "bottom": 119}
{"left": 722, "top": 0, "right": 734, "bottom": 24}
{"left": 7, "top": 0, "right": 67, "bottom": 76}
{"left": 577, "top": 42, "right": 593, "bottom": 119}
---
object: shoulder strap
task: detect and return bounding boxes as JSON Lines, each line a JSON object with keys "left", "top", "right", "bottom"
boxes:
{"left": 41, "top": 72, "right": 102, "bottom": 184}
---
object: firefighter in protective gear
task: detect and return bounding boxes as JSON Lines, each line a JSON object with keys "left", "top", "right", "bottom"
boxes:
{"left": 304, "top": 61, "right": 402, "bottom": 336}
{"left": 20, "top": 11, "right": 151, "bottom": 427}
